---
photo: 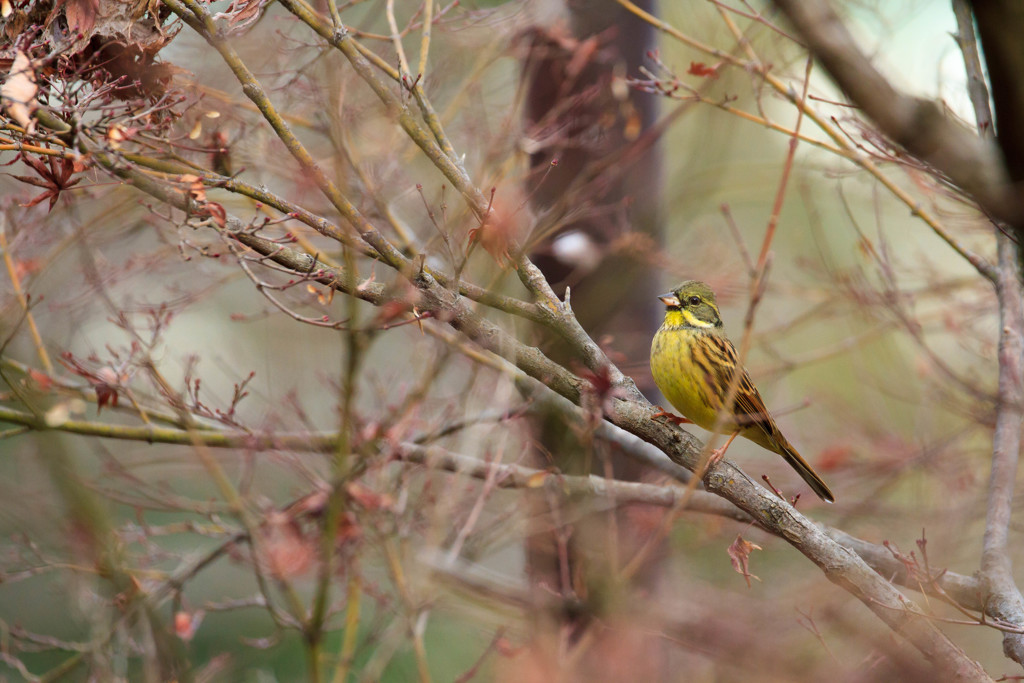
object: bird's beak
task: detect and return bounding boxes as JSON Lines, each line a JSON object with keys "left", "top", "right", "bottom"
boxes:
{"left": 658, "top": 293, "right": 680, "bottom": 307}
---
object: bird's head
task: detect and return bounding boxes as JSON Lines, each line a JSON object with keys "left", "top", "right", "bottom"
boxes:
{"left": 658, "top": 280, "right": 723, "bottom": 329}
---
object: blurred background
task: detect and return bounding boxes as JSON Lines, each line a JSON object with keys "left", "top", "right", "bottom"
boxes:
{"left": 0, "top": 0, "right": 1011, "bottom": 680}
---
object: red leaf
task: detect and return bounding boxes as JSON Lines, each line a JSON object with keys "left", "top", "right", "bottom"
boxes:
{"left": 28, "top": 368, "right": 53, "bottom": 391}
{"left": 174, "top": 610, "right": 204, "bottom": 641}
{"left": 21, "top": 190, "right": 60, "bottom": 210}
{"left": 12, "top": 155, "right": 84, "bottom": 212}
{"left": 816, "top": 445, "right": 853, "bottom": 471}
{"left": 259, "top": 511, "right": 315, "bottom": 579}
{"left": 346, "top": 481, "right": 393, "bottom": 510}
{"left": 687, "top": 62, "right": 719, "bottom": 79}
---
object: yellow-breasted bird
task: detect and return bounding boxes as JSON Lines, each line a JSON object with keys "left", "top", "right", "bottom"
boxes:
{"left": 650, "top": 280, "right": 835, "bottom": 502}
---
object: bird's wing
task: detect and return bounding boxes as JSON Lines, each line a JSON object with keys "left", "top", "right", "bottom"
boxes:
{"left": 703, "top": 334, "right": 833, "bottom": 501}
{"left": 704, "top": 333, "right": 779, "bottom": 436}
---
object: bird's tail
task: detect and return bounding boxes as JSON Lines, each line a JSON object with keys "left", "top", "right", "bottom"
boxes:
{"left": 780, "top": 444, "right": 835, "bottom": 503}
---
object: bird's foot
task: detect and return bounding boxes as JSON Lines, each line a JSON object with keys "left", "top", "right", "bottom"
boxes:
{"left": 707, "top": 445, "right": 727, "bottom": 468}
{"left": 703, "top": 432, "right": 740, "bottom": 474}
{"left": 651, "top": 407, "right": 692, "bottom": 425}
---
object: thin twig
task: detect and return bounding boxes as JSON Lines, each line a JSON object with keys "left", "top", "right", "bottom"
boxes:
{"left": 0, "top": 218, "right": 54, "bottom": 375}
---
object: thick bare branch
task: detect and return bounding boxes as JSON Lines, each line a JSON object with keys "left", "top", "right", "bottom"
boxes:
{"left": 969, "top": 1, "right": 1024, "bottom": 186}
{"left": 611, "top": 398, "right": 989, "bottom": 680}
{"left": 980, "top": 234, "right": 1024, "bottom": 663}
{"left": 394, "top": 441, "right": 745, "bottom": 519}
{"left": 825, "top": 527, "right": 984, "bottom": 612}
{"left": 952, "top": 4, "right": 1024, "bottom": 663}
{"left": 773, "top": 0, "right": 1022, "bottom": 229}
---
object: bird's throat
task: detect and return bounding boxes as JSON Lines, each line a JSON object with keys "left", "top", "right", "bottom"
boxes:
{"left": 664, "top": 308, "right": 716, "bottom": 330}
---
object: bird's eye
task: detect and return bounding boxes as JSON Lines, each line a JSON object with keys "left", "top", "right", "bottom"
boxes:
{"left": 688, "top": 296, "right": 701, "bottom": 306}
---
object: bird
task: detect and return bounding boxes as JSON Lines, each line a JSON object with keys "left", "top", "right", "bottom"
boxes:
{"left": 649, "top": 280, "right": 834, "bottom": 503}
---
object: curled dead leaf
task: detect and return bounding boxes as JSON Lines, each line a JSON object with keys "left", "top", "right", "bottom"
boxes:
{"left": 179, "top": 173, "right": 203, "bottom": 197}
{"left": 107, "top": 124, "right": 136, "bottom": 148}
{"left": 728, "top": 534, "right": 762, "bottom": 588}
{"left": 94, "top": 366, "right": 121, "bottom": 412}
{"left": 203, "top": 201, "right": 227, "bottom": 228}
{"left": 213, "top": 0, "right": 267, "bottom": 32}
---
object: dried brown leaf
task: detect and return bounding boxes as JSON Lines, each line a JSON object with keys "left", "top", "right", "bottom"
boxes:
{"left": 727, "top": 534, "right": 762, "bottom": 588}
{"left": 2, "top": 51, "right": 38, "bottom": 130}
{"left": 213, "top": 0, "right": 267, "bottom": 32}
{"left": 65, "top": 0, "right": 99, "bottom": 35}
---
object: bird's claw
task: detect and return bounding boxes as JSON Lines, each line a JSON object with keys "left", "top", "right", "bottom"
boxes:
{"left": 702, "top": 432, "right": 739, "bottom": 475}
{"left": 651, "top": 407, "right": 692, "bottom": 425}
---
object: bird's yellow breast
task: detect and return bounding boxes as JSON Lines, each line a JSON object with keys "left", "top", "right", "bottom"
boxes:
{"left": 650, "top": 322, "right": 732, "bottom": 432}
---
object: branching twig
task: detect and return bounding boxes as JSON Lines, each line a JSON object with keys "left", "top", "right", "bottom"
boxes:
{"left": 772, "top": 0, "right": 1020, "bottom": 231}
